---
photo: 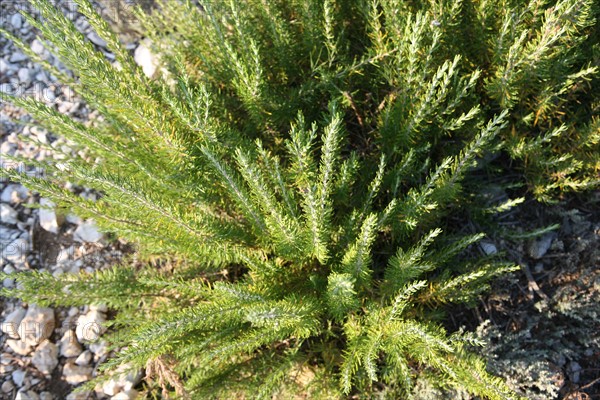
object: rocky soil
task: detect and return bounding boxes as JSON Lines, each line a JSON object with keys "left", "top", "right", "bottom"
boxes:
{"left": 1, "top": 1, "right": 598, "bottom": 400}
{"left": 1, "top": 1, "right": 150, "bottom": 399}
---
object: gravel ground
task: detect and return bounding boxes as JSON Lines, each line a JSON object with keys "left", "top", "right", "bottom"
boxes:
{"left": 1, "top": 1, "right": 148, "bottom": 399}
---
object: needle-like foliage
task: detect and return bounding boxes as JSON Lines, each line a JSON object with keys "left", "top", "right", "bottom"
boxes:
{"left": 1, "top": 0, "right": 598, "bottom": 398}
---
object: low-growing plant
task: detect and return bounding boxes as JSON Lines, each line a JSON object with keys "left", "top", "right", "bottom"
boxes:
{"left": 1, "top": 0, "right": 598, "bottom": 398}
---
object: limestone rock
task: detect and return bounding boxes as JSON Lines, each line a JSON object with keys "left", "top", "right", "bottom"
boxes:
{"left": 134, "top": 39, "right": 159, "bottom": 79}
{"left": 1, "top": 184, "right": 29, "bottom": 204}
{"left": 63, "top": 362, "right": 93, "bottom": 385}
{"left": 1, "top": 238, "right": 29, "bottom": 267}
{"left": 6, "top": 339, "right": 33, "bottom": 356}
{"left": 18, "top": 306, "right": 55, "bottom": 348}
{"left": 59, "top": 330, "right": 82, "bottom": 358}
{"left": 39, "top": 198, "right": 59, "bottom": 234}
{"left": 1, "top": 203, "right": 19, "bottom": 225}
{"left": 31, "top": 341, "right": 58, "bottom": 375}
{"left": 1, "top": 307, "right": 27, "bottom": 339}
{"left": 73, "top": 220, "right": 103, "bottom": 243}
{"left": 75, "top": 310, "right": 106, "bottom": 343}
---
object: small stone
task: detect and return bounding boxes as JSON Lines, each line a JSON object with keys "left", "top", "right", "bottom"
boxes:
{"left": 1, "top": 380, "right": 15, "bottom": 393}
{"left": 6, "top": 339, "right": 33, "bottom": 356}
{"left": 567, "top": 361, "right": 582, "bottom": 384}
{"left": 534, "top": 262, "right": 545, "bottom": 273}
{"left": 10, "top": 52, "right": 28, "bottom": 63}
{"left": 76, "top": 310, "right": 106, "bottom": 342}
{"left": 59, "top": 330, "right": 82, "bottom": 358}
{"left": 32, "top": 341, "right": 59, "bottom": 375}
{"left": 1, "top": 238, "right": 29, "bottom": 267}
{"left": 65, "top": 213, "right": 83, "bottom": 225}
{"left": 1, "top": 353, "right": 11, "bottom": 364}
{"left": 17, "top": 68, "right": 32, "bottom": 84}
{"left": 480, "top": 241, "right": 497, "bottom": 255}
{"left": 88, "top": 340, "right": 109, "bottom": 358}
{"left": 115, "top": 365, "right": 143, "bottom": 392}
{"left": 56, "top": 246, "right": 74, "bottom": 265}
{"left": 12, "top": 369, "right": 26, "bottom": 387}
{"left": 134, "top": 39, "right": 159, "bottom": 79}
{"left": 0, "top": 83, "right": 15, "bottom": 94}
{"left": 35, "top": 71, "right": 49, "bottom": 83}
{"left": 87, "top": 31, "right": 107, "bottom": 47}
{"left": 52, "top": 268, "right": 65, "bottom": 278}
{"left": 1, "top": 306, "right": 27, "bottom": 338}
{"left": 57, "top": 101, "right": 75, "bottom": 114}
{"left": 584, "top": 348, "right": 594, "bottom": 357}
{"left": 1, "top": 203, "right": 19, "bottom": 224}
{"left": 1, "top": 228, "right": 18, "bottom": 248}
{"left": 102, "top": 379, "right": 121, "bottom": 396}
{"left": 3, "top": 264, "right": 16, "bottom": 274}
{"left": 14, "top": 392, "right": 28, "bottom": 400}
{"left": 11, "top": 14, "right": 23, "bottom": 29}
{"left": 0, "top": 59, "right": 14, "bottom": 74}
{"left": 1, "top": 140, "right": 17, "bottom": 156}
{"left": 65, "top": 0, "right": 79, "bottom": 12}
{"left": 18, "top": 305, "right": 55, "bottom": 348}
{"left": 528, "top": 232, "right": 557, "bottom": 259}
{"left": 1, "top": 184, "right": 29, "bottom": 204}
{"left": 39, "top": 393, "right": 54, "bottom": 400}
{"left": 73, "top": 220, "right": 103, "bottom": 243}
{"left": 31, "top": 40, "right": 45, "bottom": 55}
{"left": 62, "top": 362, "right": 93, "bottom": 385}
{"left": 42, "top": 88, "right": 56, "bottom": 102}
{"left": 66, "top": 391, "right": 92, "bottom": 400}
{"left": 39, "top": 198, "right": 59, "bottom": 234}
{"left": 111, "top": 389, "right": 139, "bottom": 400}
{"left": 15, "top": 391, "right": 40, "bottom": 400}
{"left": 75, "top": 350, "right": 92, "bottom": 366}
{"left": 0, "top": 365, "right": 13, "bottom": 376}
{"left": 3, "top": 277, "right": 15, "bottom": 288}
{"left": 90, "top": 304, "right": 108, "bottom": 313}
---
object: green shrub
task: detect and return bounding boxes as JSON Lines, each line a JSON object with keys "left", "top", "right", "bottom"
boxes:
{"left": 1, "top": 0, "right": 598, "bottom": 398}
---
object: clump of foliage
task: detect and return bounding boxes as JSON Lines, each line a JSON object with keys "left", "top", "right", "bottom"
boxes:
{"left": 0, "top": 0, "right": 598, "bottom": 398}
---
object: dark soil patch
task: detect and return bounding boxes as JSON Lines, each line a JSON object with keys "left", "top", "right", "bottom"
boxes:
{"left": 447, "top": 198, "right": 600, "bottom": 399}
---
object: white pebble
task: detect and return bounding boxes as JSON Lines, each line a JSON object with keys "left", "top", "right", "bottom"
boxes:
{"left": 62, "top": 362, "right": 93, "bottom": 385}
{"left": 1, "top": 184, "right": 29, "bottom": 204}
{"left": 76, "top": 310, "right": 106, "bottom": 342}
{"left": 87, "top": 32, "right": 107, "bottom": 48}
{"left": 18, "top": 305, "right": 55, "bottom": 348}
{"left": 31, "top": 40, "right": 45, "bottom": 55}
{"left": 12, "top": 369, "right": 26, "bottom": 387}
{"left": 1, "top": 203, "right": 19, "bottom": 225}
{"left": 111, "top": 390, "right": 139, "bottom": 400}
{"left": 42, "top": 88, "right": 56, "bottom": 102}
{"left": 59, "top": 330, "right": 82, "bottom": 358}
{"left": 1, "top": 307, "right": 26, "bottom": 338}
{"left": 6, "top": 339, "right": 33, "bottom": 356}
{"left": 17, "top": 68, "right": 31, "bottom": 84}
{"left": 480, "top": 241, "right": 497, "bottom": 255}
{"left": 134, "top": 40, "right": 159, "bottom": 79}
{"left": 31, "top": 341, "right": 59, "bottom": 375}
{"left": 3, "top": 277, "right": 15, "bottom": 288}
{"left": 73, "top": 220, "right": 103, "bottom": 243}
{"left": 0, "top": 59, "right": 14, "bottom": 74}
{"left": 528, "top": 233, "right": 557, "bottom": 259}
{"left": 1, "top": 380, "right": 15, "bottom": 393}
{"left": 11, "top": 14, "right": 23, "bottom": 29}
{"left": 1, "top": 238, "right": 29, "bottom": 267}
{"left": 9, "top": 52, "right": 28, "bottom": 63}
{"left": 39, "top": 198, "right": 59, "bottom": 234}
{"left": 75, "top": 350, "right": 92, "bottom": 366}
